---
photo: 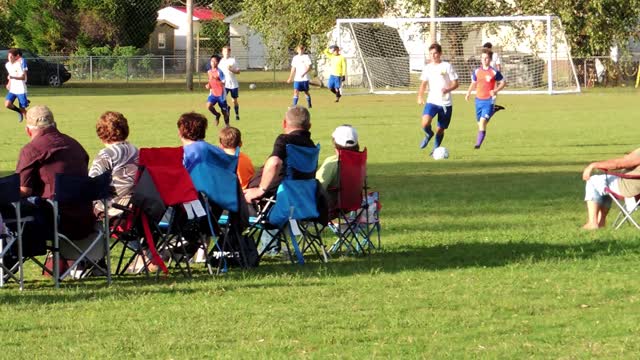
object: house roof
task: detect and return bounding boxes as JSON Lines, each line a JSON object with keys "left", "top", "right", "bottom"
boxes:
{"left": 172, "top": 6, "right": 224, "bottom": 21}
{"left": 156, "top": 19, "right": 179, "bottom": 29}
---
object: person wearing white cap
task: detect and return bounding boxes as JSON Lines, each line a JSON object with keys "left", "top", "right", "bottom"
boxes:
{"left": 316, "top": 125, "right": 359, "bottom": 209}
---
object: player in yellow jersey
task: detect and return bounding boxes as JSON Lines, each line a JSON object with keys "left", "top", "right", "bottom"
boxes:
{"left": 323, "top": 45, "right": 347, "bottom": 102}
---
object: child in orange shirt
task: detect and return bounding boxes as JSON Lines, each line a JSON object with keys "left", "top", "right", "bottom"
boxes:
{"left": 219, "top": 127, "right": 255, "bottom": 189}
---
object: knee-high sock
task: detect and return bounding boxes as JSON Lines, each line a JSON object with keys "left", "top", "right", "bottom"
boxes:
{"left": 6, "top": 103, "right": 21, "bottom": 114}
{"left": 434, "top": 133, "right": 444, "bottom": 148}
{"left": 423, "top": 125, "right": 434, "bottom": 138}
{"left": 476, "top": 130, "right": 486, "bottom": 147}
{"left": 234, "top": 105, "right": 239, "bottom": 116}
{"left": 292, "top": 96, "right": 299, "bottom": 106}
{"left": 306, "top": 95, "right": 312, "bottom": 107}
{"left": 208, "top": 107, "right": 220, "bottom": 117}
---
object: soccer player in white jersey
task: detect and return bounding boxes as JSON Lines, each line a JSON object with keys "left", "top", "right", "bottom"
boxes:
{"left": 4, "top": 48, "right": 29, "bottom": 122}
{"left": 417, "top": 43, "right": 459, "bottom": 154}
{"left": 286, "top": 44, "right": 312, "bottom": 108}
{"left": 219, "top": 45, "right": 241, "bottom": 120}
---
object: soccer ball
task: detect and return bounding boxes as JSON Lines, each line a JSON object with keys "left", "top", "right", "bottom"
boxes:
{"left": 432, "top": 146, "right": 449, "bottom": 160}
{"left": 249, "top": 83, "right": 257, "bottom": 90}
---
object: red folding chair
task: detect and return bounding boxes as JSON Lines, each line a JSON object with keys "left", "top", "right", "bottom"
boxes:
{"left": 328, "top": 148, "right": 380, "bottom": 255}
{"left": 601, "top": 169, "right": 640, "bottom": 229}
{"left": 113, "top": 147, "right": 204, "bottom": 277}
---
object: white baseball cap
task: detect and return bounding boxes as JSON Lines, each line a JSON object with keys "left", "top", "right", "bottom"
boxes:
{"left": 332, "top": 125, "right": 358, "bottom": 147}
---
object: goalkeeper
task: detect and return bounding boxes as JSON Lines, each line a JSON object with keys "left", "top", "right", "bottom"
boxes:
{"left": 323, "top": 45, "right": 347, "bottom": 102}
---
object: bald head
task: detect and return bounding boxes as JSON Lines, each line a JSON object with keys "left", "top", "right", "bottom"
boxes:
{"left": 285, "top": 106, "right": 311, "bottom": 131}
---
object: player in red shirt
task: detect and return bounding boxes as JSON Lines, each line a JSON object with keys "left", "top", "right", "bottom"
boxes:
{"left": 205, "top": 55, "right": 230, "bottom": 126}
{"left": 465, "top": 48, "right": 507, "bottom": 149}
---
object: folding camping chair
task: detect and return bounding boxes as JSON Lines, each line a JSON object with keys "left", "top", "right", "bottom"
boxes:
{"left": 186, "top": 145, "right": 257, "bottom": 274}
{"left": 0, "top": 174, "right": 26, "bottom": 290}
{"left": 114, "top": 147, "right": 206, "bottom": 278}
{"left": 47, "top": 172, "right": 113, "bottom": 288}
{"left": 328, "top": 148, "right": 381, "bottom": 255}
{"left": 602, "top": 169, "right": 640, "bottom": 229}
{"left": 246, "top": 144, "right": 328, "bottom": 264}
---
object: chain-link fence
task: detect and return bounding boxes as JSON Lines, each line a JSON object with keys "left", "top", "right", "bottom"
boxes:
{"left": 574, "top": 56, "right": 640, "bottom": 88}
{"left": 31, "top": 54, "right": 317, "bottom": 89}
{"left": 27, "top": 54, "right": 639, "bottom": 89}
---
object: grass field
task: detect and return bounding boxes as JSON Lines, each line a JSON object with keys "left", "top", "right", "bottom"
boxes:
{"left": 1, "top": 85, "right": 640, "bottom": 358}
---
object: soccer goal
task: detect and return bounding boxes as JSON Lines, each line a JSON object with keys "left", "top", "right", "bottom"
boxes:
{"left": 333, "top": 15, "right": 581, "bottom": 95}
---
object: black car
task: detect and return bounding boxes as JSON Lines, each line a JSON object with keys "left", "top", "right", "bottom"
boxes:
{"left": 0, "top": 48, "right": 71, "bottom": 87}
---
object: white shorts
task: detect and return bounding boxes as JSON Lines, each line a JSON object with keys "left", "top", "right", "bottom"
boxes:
{"left": 584, "top": 174, "right": 620, "bottom": 207}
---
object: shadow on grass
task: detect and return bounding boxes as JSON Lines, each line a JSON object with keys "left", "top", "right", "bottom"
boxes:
{"left": 255, "top": 238, "right": 640, "bottom": 278}
{"left": 0, "top": 161, "right": 614, "bottom": 302}
{"left": 1, "top": 237, "right": 637, "bottom": 304}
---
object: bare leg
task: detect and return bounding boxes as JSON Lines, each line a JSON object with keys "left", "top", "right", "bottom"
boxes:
{"left": 584, "top": 200, "right": 605, "bottom": 229}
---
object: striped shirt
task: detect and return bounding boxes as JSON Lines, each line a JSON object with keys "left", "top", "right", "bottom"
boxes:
{"left": 89, "top": 142, "right": 139, "bottom": 214}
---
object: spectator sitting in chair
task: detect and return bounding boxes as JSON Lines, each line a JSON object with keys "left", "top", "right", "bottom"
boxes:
{"left": 243, "top": 106, "right": 315, "bottom": 204}
{"left": 14, "top": 105, "right": 95, "bottom": 256}
{"left": 316, "top": 125, "right": 360, "bottom": 210}
{"left": 582, "top": 149, "right": 640, "bottom": 229}
{"left": 178, "top": 111, "right": 229, "bottom": 172}
{"left": 89, "top": 111, "right": 138, "bottom": 217}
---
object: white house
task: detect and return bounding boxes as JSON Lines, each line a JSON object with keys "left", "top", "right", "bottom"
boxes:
{"left": 156, "top": 6, "right": 224, "bottom": 53}
{"left": 223, "top": 11, "right": 266, "bottom": 70}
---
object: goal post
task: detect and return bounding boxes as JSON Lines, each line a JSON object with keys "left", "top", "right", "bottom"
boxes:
{"left": 332, "top": 15, "right": 581, "bottom": 95}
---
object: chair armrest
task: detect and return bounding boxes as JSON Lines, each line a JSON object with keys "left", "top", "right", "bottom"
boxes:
{"left": 598, "top": 168, "right": 640, "bottom": 180}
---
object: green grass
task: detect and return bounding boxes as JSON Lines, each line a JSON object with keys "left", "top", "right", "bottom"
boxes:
{"left": 1, "top": 86, "right": 640, "bottom": 358}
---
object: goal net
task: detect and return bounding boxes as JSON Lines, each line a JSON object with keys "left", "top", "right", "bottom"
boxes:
{"left": 331, "top": 16, "right": 581, "bottom": 95}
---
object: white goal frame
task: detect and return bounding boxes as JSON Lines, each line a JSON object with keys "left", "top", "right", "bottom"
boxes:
{"left": 334, "top": 15, "right": 581, "bottom": 95}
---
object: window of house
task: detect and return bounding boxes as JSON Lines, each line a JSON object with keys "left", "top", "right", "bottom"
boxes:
{"left": 158, "top": 33, "right": 166, "bottom": 49}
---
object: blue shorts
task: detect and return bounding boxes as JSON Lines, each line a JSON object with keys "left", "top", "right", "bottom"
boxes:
{"left": 207, "top": 94, "right": 228, "bottom": 109}
{"left": 6, "top": 92, "right": 28, "bottom": 108}
{"left": 422, "top": 103, "right": 453, "bottom": 129}
{"left": 475, "top": 98, "right": 494, "bottom": 121}
{"left": 293, "top": 81, "right": 310, "bottom": 92}
{"left": 225, "top": 88, "right": 239, "bottom": 99}
{"left": 328, "top": 75, "right": 341, "bottom": 89}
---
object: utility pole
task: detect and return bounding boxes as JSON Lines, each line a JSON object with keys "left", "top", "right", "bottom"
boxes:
{"left": 186, "top": 0, "right": 194, "bottom": 90}
{"left": 429, "top": 0, "right": 437, "bottom": 45}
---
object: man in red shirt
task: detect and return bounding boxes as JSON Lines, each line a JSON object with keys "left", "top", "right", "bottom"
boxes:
{"left": 465, "top": 48, "right": 507, "bottom": 149}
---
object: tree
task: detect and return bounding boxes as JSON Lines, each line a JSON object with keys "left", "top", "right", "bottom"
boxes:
{"left": 7, "top": 0, "right": 163, "bottom": 53}
{"left": 507, "top": 0, "right": 640, "bottom": 57}
{"left": 241, "top": 0, "right": 384, "bottom": 63}
{"left": 402, "top": 0, "right": 640, "bottom": 57}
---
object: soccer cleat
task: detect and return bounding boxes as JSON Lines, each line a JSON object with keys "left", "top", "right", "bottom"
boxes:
{"left": 493, "top": 104, "right": 506, "bottom": 113}
{"left": 214, "top": 114, "right": 221, "bottom": 126}
{"left": 235, "top": 114, "right": 240, "bottom": 121}
{"left": 419, "top": 134, "right": 431, "bottom": 149}
{"left": 474, "top": 145, "right": 481, "bottom": 149}
{"left": 17, "top": 112, "right": 24, "bottom": 123}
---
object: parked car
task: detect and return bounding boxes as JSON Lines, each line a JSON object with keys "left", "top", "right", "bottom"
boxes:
{"left": 0, "top": 48, "right": 71, "bottom": 87}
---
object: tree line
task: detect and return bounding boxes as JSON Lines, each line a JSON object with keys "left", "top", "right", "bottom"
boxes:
{"left": 0, "top": 0, "right": 638, "bottom": 58}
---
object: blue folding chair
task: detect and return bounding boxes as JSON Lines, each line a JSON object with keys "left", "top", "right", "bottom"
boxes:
{"left": 188, "top": 144, "right": 257, "bottom": 273}
{"left": 248, "top": 144, "right": 328, "bottom": 264}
